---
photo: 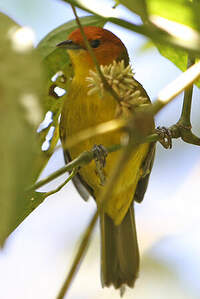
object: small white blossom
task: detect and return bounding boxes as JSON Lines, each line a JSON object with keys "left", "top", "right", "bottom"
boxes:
{"left": 86, "top": 60, "right": 148, "bottom": 115}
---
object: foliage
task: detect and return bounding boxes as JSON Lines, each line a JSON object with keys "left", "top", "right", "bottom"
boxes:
{"left": 0, "top": 13, "right": 44, "bottom": 244}
{"left": 0, "top": 0, "right": 200, "bottom": 246}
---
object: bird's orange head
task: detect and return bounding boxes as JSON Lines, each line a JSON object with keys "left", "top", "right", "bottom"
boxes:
{"left": 57, "top": 26, "right": 129, "bottom": 75}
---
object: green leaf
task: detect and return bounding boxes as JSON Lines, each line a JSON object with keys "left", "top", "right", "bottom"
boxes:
{"left": 0, "top": 13, "right": 44, "bottom": 245}
{"left": 137, "top": 40, "right": 155, "bottom": 53}
{"left": 156, "top": 43, "right": 188, "bottom": 72}
{"left": 146, "top": 0, "right": 200, "bottom": 86}
{"left": 0, "top": 12, "right": 20, "bottom": 34}
{"left": 147, "top": 0, "right": 200, "bottom": 31}
{"left": 35, "top": 15, "right": 106, "bottom": 176}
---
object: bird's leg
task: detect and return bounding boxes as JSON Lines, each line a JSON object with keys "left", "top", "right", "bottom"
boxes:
{"left": 155, "top": 126, "right": 172, "bottom": 149}
{"left": 92, "top": 144, "right": 108, "bottom": 186}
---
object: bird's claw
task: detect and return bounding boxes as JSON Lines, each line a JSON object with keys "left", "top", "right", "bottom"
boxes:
{"left": 155, "top": 126, "right": 172, "bottom": 149}
{"left": 92, "top": 144, "right": 108, "bottom": 185}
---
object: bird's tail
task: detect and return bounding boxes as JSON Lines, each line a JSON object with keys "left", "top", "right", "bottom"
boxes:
{"left": 100, "top": 204, "right": 139, "bottom": 290}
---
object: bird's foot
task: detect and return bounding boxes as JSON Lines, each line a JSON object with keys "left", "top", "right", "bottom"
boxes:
{"left": 92, "top": 144, "right": 108, "bottom": 185}
{"left": 155, "top": 126, "right": 172, "bottom": 149}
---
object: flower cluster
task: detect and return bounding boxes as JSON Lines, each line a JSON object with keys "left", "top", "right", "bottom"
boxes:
{"left": 86, "top": 60, "right": 148, "bottom": 115}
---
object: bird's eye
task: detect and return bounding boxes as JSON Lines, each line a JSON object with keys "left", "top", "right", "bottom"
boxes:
{"left": 90, "top": 39, "right": 101, "bottom": 48}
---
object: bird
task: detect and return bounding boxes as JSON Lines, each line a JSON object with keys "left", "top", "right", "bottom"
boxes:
{"left": 57, "top": 26, "right": 155, "bottom": 291}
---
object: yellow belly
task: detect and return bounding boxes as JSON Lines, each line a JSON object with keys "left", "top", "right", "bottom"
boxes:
{"left": 60, "top": 81, "right": 149, "bottom": 225}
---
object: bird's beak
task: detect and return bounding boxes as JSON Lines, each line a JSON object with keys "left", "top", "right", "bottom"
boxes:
{"left": 56, "top": 40, "right": 82, "bottom": 50}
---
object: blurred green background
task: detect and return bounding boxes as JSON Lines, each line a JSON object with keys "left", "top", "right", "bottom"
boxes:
{"left": 1, "top": 0, "right": 200, "bottom": 298}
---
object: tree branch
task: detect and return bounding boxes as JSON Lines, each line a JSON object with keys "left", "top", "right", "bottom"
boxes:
{"left": 28, "top": 132, "right": 161, "bottom": 194}
{"left": 56, "top": 210, "right": 98, "bottom": 299}
{"left": 28, "top": 143, "right": 122, "bottom": 192}
{"left": 169, "top": 56, "right": 200, "bottom": 146}
{"left": 178, "top": 56, "right": 195, "bottom": 127}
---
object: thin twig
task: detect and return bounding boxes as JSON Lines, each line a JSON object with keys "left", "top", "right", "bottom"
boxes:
{"left": 56, "top": 210, "right": 98, "bottom": 299}
{"left": 70, "top": 4, "right": 122, "bottom": 104}
{"left": 29, "top": 134, "right": 161, "bottom": 193}
{"left": 64, "top": 119, "right": 126, "bottom": 149}
{"left": 42, "top": 168, "right": 78, "bottom": 199}
{"left": 28, "top": 144, "right": 122, "bottom": 192}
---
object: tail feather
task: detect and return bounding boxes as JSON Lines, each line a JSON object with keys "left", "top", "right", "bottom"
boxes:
{"left": 100, "top": 204, "right": 139, "bottom": 289}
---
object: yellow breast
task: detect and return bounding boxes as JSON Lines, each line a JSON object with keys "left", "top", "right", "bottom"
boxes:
{"left": 60, "top": 77, "right": 149, "bottom": 225}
